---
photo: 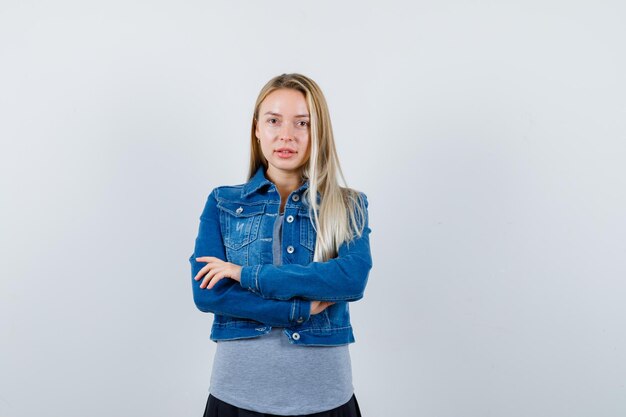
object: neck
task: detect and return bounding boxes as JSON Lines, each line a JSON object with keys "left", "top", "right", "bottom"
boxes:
{"left": 266, "top": 166, "right": 303, "bottom": 197}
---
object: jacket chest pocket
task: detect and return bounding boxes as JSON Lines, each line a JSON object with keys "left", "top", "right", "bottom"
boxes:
{"left": 217, "top": 201, "right": 265, "bottom": 251}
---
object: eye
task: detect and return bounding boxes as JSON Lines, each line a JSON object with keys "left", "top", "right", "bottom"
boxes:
{"left": 297, "top": 121, "right": 310, "bottom": 127}
{"left": 267, "top": 118, "right": 279, "bottom": 125}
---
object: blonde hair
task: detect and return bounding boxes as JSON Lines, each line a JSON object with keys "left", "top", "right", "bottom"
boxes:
{"left": 248, "top": 73, "right": 367, "bottom": 262}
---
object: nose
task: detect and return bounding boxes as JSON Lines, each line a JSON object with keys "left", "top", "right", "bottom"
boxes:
{"left": 279, "top": 123, "right": 294, "bottom": 141}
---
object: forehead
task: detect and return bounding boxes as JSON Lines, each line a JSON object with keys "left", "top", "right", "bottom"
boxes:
{"left": 260, "top": 88, "right": 309, "bottom": 116}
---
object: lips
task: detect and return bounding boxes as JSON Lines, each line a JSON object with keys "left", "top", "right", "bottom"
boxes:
{"left": 275, "top": 147, "right": 297, "bottom": 159}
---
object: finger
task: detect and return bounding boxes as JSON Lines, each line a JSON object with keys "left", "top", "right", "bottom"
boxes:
{"left": 310, "top": 301, "right": 322, "bottom": 315}
{"left": 201, "top": 266, "right": 224, "bottom": 289}
{"left": 200, "top": 270, "right": 216, "bottom": 289}
{"left": 194, "top": 263, "right": 213, "bottom": 281}
{"left": 194, "top": 260, "right": 222, "bottom": 281}
{"left": 200, "top": 275, "right": 212, "bottom": 289}
{"left": 207, "top": 273, "right": 225, "bottom": 290}
{"left": 194, "top": 264, "right": 208, "bottom": 281}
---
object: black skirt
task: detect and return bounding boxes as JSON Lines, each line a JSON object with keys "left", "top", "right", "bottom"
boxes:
{"left": 203, "top": 393, "right": 363, "bottom": 417}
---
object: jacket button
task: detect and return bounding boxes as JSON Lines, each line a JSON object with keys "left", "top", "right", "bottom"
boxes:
{"left": 286, "top": 215, "right": 294, "bottom": 223}
{"left": 296, "top": 317, "right": 304, "bottom": 323}
{"left": 291, "top": 194, "right": 300, "bottom": 202}
{"left": 235, "top": 206, "right": 243, "bottom": 214}
{"left": 287, "top": 245, "right": 295, "bottom": 254}
{"left": 292, "top": 332, "right": 300, "bottom": 340}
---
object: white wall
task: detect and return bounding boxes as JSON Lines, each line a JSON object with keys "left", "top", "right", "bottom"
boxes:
{"left": 1, "top": 1, "right": 625, "bottom": 416}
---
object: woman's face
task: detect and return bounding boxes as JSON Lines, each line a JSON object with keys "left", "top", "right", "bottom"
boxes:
{"left": 255, "top": 88, "right": 311, "bottom": 178}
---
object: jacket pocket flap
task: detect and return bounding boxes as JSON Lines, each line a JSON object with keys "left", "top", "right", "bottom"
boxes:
{"left": 217, "top": 201, "right": 266, "bottom": 217}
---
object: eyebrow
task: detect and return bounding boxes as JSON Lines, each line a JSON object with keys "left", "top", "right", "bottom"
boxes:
{"left": 263, "top": 111, "right": 310, "bottom": 118}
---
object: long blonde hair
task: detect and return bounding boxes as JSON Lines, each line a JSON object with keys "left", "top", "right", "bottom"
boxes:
{"left": 248, "top": 73, "right": 367, "bottom": 262}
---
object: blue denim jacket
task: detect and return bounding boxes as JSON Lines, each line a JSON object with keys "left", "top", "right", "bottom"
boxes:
{"left": 189, "top": 166, "right": 373, "bottom": 346}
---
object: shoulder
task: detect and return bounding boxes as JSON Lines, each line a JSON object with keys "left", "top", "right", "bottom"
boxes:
{"left": 340, "top": 187, "right": 369, "bottom": 230}
{"left": 201, "top": 182, "right": 246, "bottom": 213}
{"left": 340, "top": 187, "right": 369, "bottom": 209}
{"left": 210, "top": 183, "right": 246, "bottom": 202}
{"left": 200, "top": 178, "right": 254, "bottom": 219}
{"left": 334, "top": 188, "right": 370, "bottom": 240}
{"left": 207, "top": 172, "right": 256, "bottom": 199}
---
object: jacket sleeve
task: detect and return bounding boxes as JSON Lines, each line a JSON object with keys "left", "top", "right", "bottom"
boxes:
{"left": 190, "top": 188, "right": 311, "bottom": 327}
{"left": 239, "top": 193, "right": 373, "bottom": 302}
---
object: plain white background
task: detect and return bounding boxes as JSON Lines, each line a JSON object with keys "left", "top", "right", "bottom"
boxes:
{"left": 1, "top": 1, "right": 625, "bottom": 416}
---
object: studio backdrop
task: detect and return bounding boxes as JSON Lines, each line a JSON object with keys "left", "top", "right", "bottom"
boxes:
{"left": 1, "top": 1, "right": 625, "bottom": 416}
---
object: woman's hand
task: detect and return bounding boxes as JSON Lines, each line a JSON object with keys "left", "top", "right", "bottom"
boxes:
{"left": 194, "top": 256, "right": 242, "bottom": 289}
{"left": 310, "top": 300, "right": 335, "bottom": 315}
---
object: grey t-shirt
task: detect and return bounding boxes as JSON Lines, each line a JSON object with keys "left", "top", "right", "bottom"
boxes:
{"left": 209, "top": 213, "right": 353, "bottom": 415}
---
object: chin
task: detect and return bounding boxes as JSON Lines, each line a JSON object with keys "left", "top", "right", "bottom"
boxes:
{"left": 273, "top": 157, "right": 302, "bottom": 166}
{"left": 271, "top": 160, "right": 304, "bottom": 171}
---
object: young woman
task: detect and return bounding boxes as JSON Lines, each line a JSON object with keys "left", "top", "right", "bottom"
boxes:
{"left": 189, "top": 73, "right": 373, "bottom": 417}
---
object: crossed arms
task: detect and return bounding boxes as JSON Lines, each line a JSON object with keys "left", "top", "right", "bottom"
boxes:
{"left": 189, "top": 188, "right": 372, "bottom": 326}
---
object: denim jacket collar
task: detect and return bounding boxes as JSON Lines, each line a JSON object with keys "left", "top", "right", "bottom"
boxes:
{"left": 241, "top": 165, "right": 310, "bottom": 199}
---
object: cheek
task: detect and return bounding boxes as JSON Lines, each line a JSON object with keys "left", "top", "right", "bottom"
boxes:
{"left": 300, "top": 142, "right": 311, "bottom": 161}
{"left": 260, "top": 143, "right": 273, "bottom": 157}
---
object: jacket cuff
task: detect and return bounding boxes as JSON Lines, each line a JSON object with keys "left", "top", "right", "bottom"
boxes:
{"left": 240, "top": 265, "right": 261, "bottom": 294}
{"left": 290, "top": 298, "right": 311, "bottom": 325}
